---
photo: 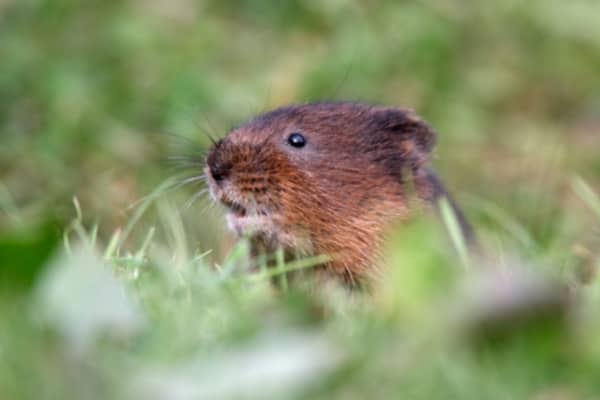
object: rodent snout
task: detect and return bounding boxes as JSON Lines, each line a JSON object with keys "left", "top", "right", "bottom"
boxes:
{"left": 208, "top": 162, "right": 231, "bottom": 182}
{"left": 206, "top": 143, "right": 232, "bottom": 183}
{"left": 205, "top": 138, "right": 285, "bottom": 243}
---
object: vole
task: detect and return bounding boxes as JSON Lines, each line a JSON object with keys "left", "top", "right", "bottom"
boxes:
{"left": 205, "top": 102, "right": 473, "bottom": 285}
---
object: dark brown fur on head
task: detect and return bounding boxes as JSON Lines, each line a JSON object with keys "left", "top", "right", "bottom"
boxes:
{"left": 205, "top": 102, "right": 465, "bottom": 285}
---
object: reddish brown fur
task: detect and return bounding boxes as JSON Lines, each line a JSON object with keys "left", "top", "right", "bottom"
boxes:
{"left": 204, "top": 102, "right": 465, "bottom": 285}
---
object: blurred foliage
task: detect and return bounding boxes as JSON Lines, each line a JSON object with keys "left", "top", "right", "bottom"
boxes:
{"left": 1, "top": 0, "right": 600, "bottom": 398}
{"left": 2, "top": 0, "right": 600, "bottom": 237}
{"left": 0, "top": 217, "right": 59, "bottom": 292}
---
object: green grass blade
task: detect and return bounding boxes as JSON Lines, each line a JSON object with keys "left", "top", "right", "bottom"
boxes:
{"left": 439, "top": 198, "right": 471, "bottom": 269}
{"left": 573, "top": 176, "right": 600, "bottom": 220}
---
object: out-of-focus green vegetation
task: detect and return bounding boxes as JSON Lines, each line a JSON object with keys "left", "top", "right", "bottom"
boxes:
{"left": 1, "top": 1, "right": 600, "bottom": 399}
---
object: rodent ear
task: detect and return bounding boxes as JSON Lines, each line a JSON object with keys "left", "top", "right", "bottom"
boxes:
{"left": 372, "top": 108, "right": 437, "bottom": 167}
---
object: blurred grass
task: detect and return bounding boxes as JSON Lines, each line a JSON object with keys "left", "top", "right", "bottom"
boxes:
{"left": 1, "top": 0, "right": 600, "bottom": 399}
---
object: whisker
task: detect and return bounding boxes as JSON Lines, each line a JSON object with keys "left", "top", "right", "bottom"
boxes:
{"left": 167, "top": 155, "right": 205, "bottom": 162}
{"left": 184, "top": 188, "right": 210, "bottom": 209}
{"left": 160, "top": 131, "right": 211, "bottom": 174}
{"left": 163, "top": 166, "right": 200, "bottom": 177}
{"left": 165, "top": 158, "right": 205, "bottom": 169}
{"left": 130, "top": 174, "right": 205, "bottom": 209}
{"left": 192, "top": 114, "right": 223, "bottom": 146}
{"left": 125, "top": 175, "right": 195, "bottom": 211}
{"left": 166, "top": 165, "right": 204, "bottom": 173}
{"left": 177, "top": 175, "right": 207, "bottom": 187}
{"left": 161, "top": 130, "right": 207, "bottom": 151}
{"left": 161, "top": 152, "right": 206, "bottom": 173}
{"left": 206, "top": 133, "right": 218, "bottom": 146}
{"left": 196, "top": 197, "right": 217, "bottom": 216}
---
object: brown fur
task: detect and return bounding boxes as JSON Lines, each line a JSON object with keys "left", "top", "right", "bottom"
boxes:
{"left": 205, "top": 102, "right": 471, "bottom": 285}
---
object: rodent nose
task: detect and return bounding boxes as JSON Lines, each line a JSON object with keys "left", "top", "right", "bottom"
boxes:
{"left": 209, "top": 163, "right": 230, "bottom": 182}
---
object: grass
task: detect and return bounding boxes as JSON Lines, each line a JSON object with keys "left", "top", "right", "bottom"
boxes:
{"left": 2, "top": 0, "right": 600, "bottom": 398}
{"left": 0, "top": 182, "right": 599, "bottom": 399}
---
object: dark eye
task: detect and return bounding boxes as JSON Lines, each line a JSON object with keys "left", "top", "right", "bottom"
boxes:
{"left": 287, "top": 132, "right": 306, "bottom": 148}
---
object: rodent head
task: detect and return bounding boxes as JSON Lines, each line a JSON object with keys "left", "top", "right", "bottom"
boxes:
{"left": 205, "top": 102, "right": 436, "bottom": 281}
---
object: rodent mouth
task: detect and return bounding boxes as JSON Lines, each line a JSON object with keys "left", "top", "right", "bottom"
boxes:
{"left": 221, "top": 198, "right": 247, "bottom": 217}
{"left": 223, "top": 202, "right": 276, "bottom": 240}
{"left": 217, "top": 194, "right": 282, "bottom": 241}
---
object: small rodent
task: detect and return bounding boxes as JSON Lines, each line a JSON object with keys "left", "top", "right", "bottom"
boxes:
{"left": 205, "top": 102, "right": 473, "bottom": 285}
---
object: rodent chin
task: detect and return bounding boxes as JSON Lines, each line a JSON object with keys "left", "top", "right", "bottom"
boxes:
{"left": 226, "top": 212, "right": 312, "bottom": 254}
{"left": 226, "top": 213, "right": 272, "bottom": 236}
